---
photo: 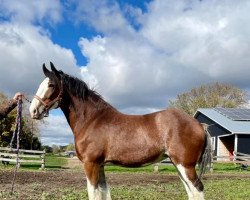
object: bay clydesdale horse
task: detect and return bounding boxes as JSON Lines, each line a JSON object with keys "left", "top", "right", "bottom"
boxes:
{"left": 29, "top": 62, "right": 212, "bottom": 200}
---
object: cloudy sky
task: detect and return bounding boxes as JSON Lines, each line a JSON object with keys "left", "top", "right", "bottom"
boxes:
{"left": 1, "top": 0, "right": 250, "bottom": 146}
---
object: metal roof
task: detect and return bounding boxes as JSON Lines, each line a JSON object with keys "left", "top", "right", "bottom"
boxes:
{"left": 194, "top": 108, "right": 250, "bottom": 134}
{"left": 215, "top": 108, "right": 250, "bottom": 121}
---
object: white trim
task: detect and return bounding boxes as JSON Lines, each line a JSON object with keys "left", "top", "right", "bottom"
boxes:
{"left": 234, "top": 134, "right": 238, "bottom": 153}
{"left": 218, "top": 133, "right": 233, "bottom": 138}
{"left": 217, "top": 132, "right": 250, "bottom": 135}
{"left": 217, "top": 137, "right": 220, "bottom": 157}
{"left": 232, "top": 132, "right": 250, "bottom": 135}
{"left": 211, "top": 137, "right": 216, "bottom": 151}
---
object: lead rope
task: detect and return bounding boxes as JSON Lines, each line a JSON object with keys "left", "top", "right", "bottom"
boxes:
{"left": 10, "top": 99, "right": 22, "bottom": 194}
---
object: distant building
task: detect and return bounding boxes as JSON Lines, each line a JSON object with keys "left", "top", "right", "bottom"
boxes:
{"left": 194, "top": 108, "right": 250, "bottom": 158}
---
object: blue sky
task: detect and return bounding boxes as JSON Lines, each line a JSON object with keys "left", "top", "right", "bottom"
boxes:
{"left": 1, "top": 0, "right": 250, "bottom": 145}
{"left": 50, "top": 0, "right": 152, "bottom": 66}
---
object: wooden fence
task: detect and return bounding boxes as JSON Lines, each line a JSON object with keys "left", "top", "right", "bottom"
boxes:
{"left": 153, "top": 152, "right": 250, "bottom": 172}
{"left": 213, "top": 152, "right": 250, "bottom": 164}
{"left": 0, "top": 147, "right": 45, "bottom": 169}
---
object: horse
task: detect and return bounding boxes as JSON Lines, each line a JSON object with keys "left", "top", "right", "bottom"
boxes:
{"left": 29, "top": 62, "right": 212, "bottom": 200}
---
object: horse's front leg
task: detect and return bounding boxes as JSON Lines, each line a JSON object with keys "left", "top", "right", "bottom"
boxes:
{"left": 84, "top": 162, "right": 112, "bottom": 200}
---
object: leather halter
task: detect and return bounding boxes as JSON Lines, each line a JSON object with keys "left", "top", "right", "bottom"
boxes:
{"left": 34, "top": 79, "right": 63, "bottom": 117}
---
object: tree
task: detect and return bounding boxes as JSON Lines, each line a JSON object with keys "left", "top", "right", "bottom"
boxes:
{"left": 41, "top": 145, "right": 53, "bottom": 153}
{"left": 0, "top": 91, "right": 41, "bottom": 149}
{"left": 169, "top": 82, "right": 247, "bottom": 115}
{"left": 51, "top": 144, "right": 60, "bottom": 154}
{"left": 66, "top": 143, "right": 75, "bottom": 151}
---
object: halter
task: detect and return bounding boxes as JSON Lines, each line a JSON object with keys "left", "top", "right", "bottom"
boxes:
{"left": 34, "top": 79, "right": 63, "bottom": 117}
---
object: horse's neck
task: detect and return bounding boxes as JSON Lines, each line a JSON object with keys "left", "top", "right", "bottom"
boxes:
{"left": 61, "top": 93, "right": 116, "bottom": 134}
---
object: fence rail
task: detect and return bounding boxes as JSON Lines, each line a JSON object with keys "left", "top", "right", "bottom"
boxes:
{"left": 0, "top": 147, "right": 45, "bottom": 169}
{"left": 213, "top": 151, "right": 250, "bottom": 164}
{"left": 153, "top": 152, "right": 250, "bottom": 172}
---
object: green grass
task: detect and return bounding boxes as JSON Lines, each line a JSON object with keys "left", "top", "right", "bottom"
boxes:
{"left": 1, "top": 175, "right": 249, "bottom": 200}
{"left": 104, "top": 164, "right": 177, "bottom": 173}
{"left": 45, "top": 155, "right": 67, "bottom": 169}
{"left": 0, "top": 156, "right": 249, "bottom": 200}
{"left": 104, "top": 162, "right": 249, "bottom": 174}
{"left": 38, "top": 178, "right": 250, "bottom": 200}
{"left": 212, "top": 162, "right": 249, "bottom": 172}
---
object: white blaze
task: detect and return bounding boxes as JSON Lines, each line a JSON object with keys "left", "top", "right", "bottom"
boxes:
{"left": 29, "top": 78, "right": 50, "bottom": 118}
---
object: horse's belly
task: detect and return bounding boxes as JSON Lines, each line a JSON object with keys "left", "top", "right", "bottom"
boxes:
{"left": 106, "top": 149, "right": 167, "bottom": 167}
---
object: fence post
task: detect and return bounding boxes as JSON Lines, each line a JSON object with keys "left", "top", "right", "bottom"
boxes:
{"left": 17, "top": 158, "right": 20, "bottom": 169}
{"left": 209, "top": 160, "right": 213, "bottom": 173}
{"left": 41, "top": 149, "right": 46, "bottom": 169}
{"left": 153, "top": 163, "right": 159, "bottom": 172}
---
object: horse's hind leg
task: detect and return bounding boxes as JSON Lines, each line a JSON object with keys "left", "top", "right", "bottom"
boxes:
{"left": 176, "top": 164, "right": 204, "bottom": 200}
{"left": 84, "top": 162, "right": 112, "bottom": 200}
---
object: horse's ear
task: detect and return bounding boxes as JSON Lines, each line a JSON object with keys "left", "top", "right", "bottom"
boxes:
{"left": 43, "top": 64, "right": 51, "bottom": 77}
{"left": 50, "top": 62, "right": 60, "bottom": 78}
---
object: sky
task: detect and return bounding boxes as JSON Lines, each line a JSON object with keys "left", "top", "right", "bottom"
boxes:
{"left": 1, "top": 0, "right": 250, "bottom": 146}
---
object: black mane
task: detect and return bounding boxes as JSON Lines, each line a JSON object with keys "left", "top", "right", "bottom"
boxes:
{"left": 60, "top": 71, "right": 105, "bottom": 104}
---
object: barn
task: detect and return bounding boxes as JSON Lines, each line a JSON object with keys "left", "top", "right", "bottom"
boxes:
{"left": 194, "top": 108, "right": 250, "bottom": 158}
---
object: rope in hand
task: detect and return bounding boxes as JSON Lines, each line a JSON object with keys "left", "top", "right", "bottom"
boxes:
{"left": 10, "top": 99, "right": 22, "bottom": 194}
{"left": 10, "top": 95, "right": 31, "bottom": 148}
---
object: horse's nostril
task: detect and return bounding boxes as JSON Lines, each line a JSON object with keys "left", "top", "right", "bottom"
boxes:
{"left": 33, "top": 108, "right": 37, "bottom": 115}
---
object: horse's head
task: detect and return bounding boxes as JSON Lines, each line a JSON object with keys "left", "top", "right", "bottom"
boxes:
{"left": 30, "top": 62, "right": 63, "bottom": 119}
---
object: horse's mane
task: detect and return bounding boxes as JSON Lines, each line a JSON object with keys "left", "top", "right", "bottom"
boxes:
{"left": 59, "top": 71, "right": 110, "bottom": 109}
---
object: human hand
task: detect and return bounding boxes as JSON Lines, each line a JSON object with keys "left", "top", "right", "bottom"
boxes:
{"left": 13, "top": 92, "right": 23, "bottom": 101}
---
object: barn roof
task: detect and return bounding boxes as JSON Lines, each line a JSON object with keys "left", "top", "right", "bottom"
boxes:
{"left": 194, "top": 108, "right": 250, "bottom": 134}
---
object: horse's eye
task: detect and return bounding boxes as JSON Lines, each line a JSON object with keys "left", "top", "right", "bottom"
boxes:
{"left": 48, "top": 83, "right": 54, "bottom": 88}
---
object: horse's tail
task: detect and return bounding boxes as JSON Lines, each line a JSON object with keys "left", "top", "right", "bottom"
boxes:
{"left": 198, "top": 123, "right": 213, "bottom": 179}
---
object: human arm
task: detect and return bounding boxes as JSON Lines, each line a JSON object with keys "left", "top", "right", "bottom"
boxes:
{"left": 0, "top": 92, "right": 22, "bottom": 120}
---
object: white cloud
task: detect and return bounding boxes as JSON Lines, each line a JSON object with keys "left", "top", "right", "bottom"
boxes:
{"left": 0, "top": 0, "right": 62, "bottom": 25}
{"left": 39, "top": 111, "right": 73, "bottom": 146}
{"left": 0, "top": 1, "right": 79, "bottom": 145}
{"left": 2, "top": 0, "right": 250, "bottom": 146}
{"left": 72, "top": 0, "right": 134, "bottom": 35}
{"left": 0, "top": 0, "right": 81, "bottom": 96}
{"left": 0, "top": 23, "right": 80, "bottom": 96}
{"left": 78, "top": 0, "right": 250, "bottom": 113}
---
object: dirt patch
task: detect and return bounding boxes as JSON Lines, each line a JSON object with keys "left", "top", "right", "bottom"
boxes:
{"left": 0, "top": 170, "right": 249, "bottom": 200}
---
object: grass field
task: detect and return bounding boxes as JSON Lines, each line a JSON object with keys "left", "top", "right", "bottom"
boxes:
{"left": 0, "top": 155, "right": 249, "bottom": 200}
{"left": 49, "top": 178, "right": 250, "bottom": 200}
